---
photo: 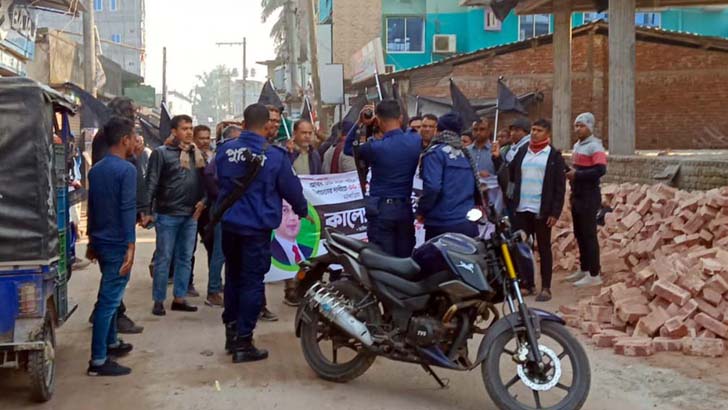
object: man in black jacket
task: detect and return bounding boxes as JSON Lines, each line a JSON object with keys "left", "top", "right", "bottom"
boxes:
{"left": 507, "top": 119, "right": 566, "bottom": 302}
{"left": 146, "top": 115, "right": 206, "bottom": 316}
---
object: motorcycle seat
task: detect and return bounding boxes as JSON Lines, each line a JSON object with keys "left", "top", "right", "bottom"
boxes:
{"left": 359, "top": 248, "right": 422, "bottom": 281}
{"left": 329, "top": 232, "right": 380, "bottom": 253}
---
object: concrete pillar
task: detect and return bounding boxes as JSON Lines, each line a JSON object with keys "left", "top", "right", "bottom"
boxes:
{"left": 608, "top": 0, "right": 636, "bottom": 155}
{"left": 552, "top": 0, "right": 573, "bottom": 151}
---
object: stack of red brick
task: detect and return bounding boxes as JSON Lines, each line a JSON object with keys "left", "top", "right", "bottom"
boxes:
{"left": 556, "top": 183, "right": 728, "bottom": 358}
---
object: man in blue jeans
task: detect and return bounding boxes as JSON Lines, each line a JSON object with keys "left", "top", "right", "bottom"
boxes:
{"left": 146, "top": 114, "right": 207, "bottom": 315}
{"left": 86, "top": 117, "right": 138, "bottom": 376}
{"left": 216, "top": 104, "right": 308, "bottom": 363}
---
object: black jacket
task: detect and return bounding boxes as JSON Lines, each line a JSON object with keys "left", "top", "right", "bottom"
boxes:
{"left": 146, "top": 145, "right": 205, "bottom": 216}
{"left": 507, "top": 145, "right": 566, "bottom": 219}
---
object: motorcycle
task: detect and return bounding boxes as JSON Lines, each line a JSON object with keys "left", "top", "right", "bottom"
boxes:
{"left": 294, "top": 208, "right": 591, "bottom": 410}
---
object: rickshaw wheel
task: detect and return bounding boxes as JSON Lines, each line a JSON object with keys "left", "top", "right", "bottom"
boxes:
{"left": 29, "top": 313, "right": 56, "bottom": 402}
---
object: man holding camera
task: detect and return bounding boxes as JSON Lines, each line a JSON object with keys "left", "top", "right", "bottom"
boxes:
{"left": 344, "top": 100, "right": 422, "bottom": 257}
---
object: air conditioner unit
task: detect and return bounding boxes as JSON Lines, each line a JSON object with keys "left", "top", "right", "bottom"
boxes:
{"left": 384, "top": 64, "right": 396, "bottom": 74}
{"left": 433, "top": 34, "right": 457, "bottom": 54}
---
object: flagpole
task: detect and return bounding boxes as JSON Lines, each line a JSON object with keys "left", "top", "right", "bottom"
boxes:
{"left": 374, "top": 69, "right": 383, "bottom": 101}
{"left": 493, "top": 76, "right": 504, "bottom": 144}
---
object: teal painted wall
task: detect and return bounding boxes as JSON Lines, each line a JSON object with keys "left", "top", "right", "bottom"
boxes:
{"left": 661, "top": 8, "right": 728, "bottom": 37}
{"left": 383, "top": 4, "right": 728, "bottom": 71}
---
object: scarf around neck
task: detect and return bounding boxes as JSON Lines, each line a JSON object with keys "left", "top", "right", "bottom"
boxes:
{"left": 425, "top": 130, "right": 484, "bottom": 207}
{"left": 166, "top": 137, "right": 206, "bottom": 170}
{"left": 529, "top": 138, "right": 551, "bottom": 153}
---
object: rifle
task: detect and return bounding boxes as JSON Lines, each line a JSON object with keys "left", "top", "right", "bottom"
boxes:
{"left": 204, "top": 145, "right": 269, "bottom": 242}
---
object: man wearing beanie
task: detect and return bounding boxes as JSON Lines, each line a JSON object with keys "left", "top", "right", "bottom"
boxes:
{"left": 566, "top": 112, "right": 608, "bottom": 288}
{"left": 416, "top": 112, "right": 482, "bottom": 240}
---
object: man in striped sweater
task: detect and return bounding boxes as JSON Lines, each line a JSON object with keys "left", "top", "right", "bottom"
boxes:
{"left": 565, "top": 113, "right": 608, "bottom": 288}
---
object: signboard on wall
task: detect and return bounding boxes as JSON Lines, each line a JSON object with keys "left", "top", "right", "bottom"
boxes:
{"left": 0, "top": 1, "right": 37, "bottom": 60}
{"left": 319, "top": 63, "right": 344, "bottom": 105}
{"left": 351, "top": 37, "right": 385, "bottom": 84}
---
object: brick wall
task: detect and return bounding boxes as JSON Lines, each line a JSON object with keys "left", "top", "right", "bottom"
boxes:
{"left": 602, "top": 155, "right": 728, "bottom": 191}
{"left": 332, "top": 0, "right": 382, "bottom": 80}
{"left": 403, "top": 28, "right": 728, "bottom": 151}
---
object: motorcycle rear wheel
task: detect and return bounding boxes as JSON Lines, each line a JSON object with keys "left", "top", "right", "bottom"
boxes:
{"left": 482, "top": 321, "right": 591, "bottom": 410}
{"left": 300, "top": 280, "right": 379, "bottom": 383}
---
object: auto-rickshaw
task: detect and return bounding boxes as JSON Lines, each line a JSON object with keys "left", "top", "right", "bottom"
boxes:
{"left": 0, "top": 78, "right": 78, "bottom": 402}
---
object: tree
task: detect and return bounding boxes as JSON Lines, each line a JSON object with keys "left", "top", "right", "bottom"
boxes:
{"left": 191, "top": 65, "right": 238, "bottom": 127}
{"left": 261, "top": 0, "right": 287, "bottom": 59}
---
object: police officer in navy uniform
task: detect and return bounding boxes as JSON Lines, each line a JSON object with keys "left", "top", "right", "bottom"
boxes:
{"left": 344, "top": 100, "right": 422, "bottom": 257}
{"left": 416, "top": 112, "right": 481, "bottom": 240}
{"left": 215, "top": 104, "right": 308, "bottom": 363}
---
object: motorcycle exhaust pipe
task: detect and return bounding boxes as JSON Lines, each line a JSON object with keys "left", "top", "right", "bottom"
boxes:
{"left": 306, "top": 283, "right": 374, "bottom": 347}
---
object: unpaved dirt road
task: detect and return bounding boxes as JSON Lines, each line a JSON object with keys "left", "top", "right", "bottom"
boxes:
{"left": 2, "top": 230, "right": 727, "bottom": 410}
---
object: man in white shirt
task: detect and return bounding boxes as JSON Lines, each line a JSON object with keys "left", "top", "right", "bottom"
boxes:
{"left": 507, "top": 119, "right": 566, "bottom": 302}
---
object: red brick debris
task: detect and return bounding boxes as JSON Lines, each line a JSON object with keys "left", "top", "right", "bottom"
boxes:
{"left": 557, "top": 183, "right": 728, "bottom": 358}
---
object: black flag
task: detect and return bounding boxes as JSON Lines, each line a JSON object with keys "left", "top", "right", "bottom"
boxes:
{"left": 301, "top": 96, "right": 313, "bottom": 122}
{"left": 491, "top": 0, "right": 519, "bottom": 22}
{"left": 258, "top": 80, "right": 284, "bottom": 112}
{"left": 595, "top": 0, "right": 609, "bottom": 12}
{"left": 343, "top": 93, "right": 368, "bottom": 125}
{"left": 497, "top": 79, "right": 527, "bottom": 114}
{"left": 159, "top": 101, "right": 172, "bottom": 142}
{"left": 450, "top": 79, "right": 480, "bottom": 126}
{"left": 139, "top": 116, "right": 164, "bottom": 148}
{"left": 65, "top": 83, "right": 111, "bottom": 128}
{"left": 392, "top": 80, "right": 409, "bottom": 130}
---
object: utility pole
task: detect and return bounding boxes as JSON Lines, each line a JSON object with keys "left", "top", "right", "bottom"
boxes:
{"left": 305, "top": 0, "right": 323, "bottom": 127}
{"left": 216, "top": 38, "right": 248, "bottom": 112}
{"left": 162, "top": 47, "right": 168, "bottom": 103}
{"left": 82, "top": 0, "right": 96, "bottom": 96}
{"left": 285, "top": 0, "right": 299, "bottom": 98}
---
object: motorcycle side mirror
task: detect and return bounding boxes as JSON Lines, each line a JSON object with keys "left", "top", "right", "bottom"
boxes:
{"left": 467, "top": 208, "right": 484, "bottom": 222}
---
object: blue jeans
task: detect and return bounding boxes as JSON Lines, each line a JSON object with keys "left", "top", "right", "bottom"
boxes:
{"left": 367, "top": 217, "right": 415, "bottom": 258}
{"left": 153, "top": 214, "right": 197, "bottom": 302}
{"left": 91, "top": 244, "right": 130, "bottom": 364}
{"left": 221, "top": 230, "right": 271, "bottom": 337}
{"left": 208, "top": 222, "right": 225, "bottom": 294}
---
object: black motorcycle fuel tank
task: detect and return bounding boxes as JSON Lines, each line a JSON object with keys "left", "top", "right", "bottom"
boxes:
{"left": 412, "top": 233, "right": 492, "bottom": 294}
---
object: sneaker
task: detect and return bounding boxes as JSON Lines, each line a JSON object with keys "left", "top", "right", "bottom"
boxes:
{"left": 565, "top": 270, "right": 587, "bottom": 282}
{"left": 231, "top": 336, "right": 269, "bottom": 363}
{"left": 171, "top": 300, "right": 198, "bottom": 312}
{"left": 152, "top": 302, "right": 166, "bottom": 316}
{"left": 117, "top": 314, "right": 144, "bottom": 334}
{"left": 205, "top": 293, "right": 224, "bottom": 307}
{"left": 535, "top": 289, "right": 552, "bottom": 302}
{"left": 107, "top": 340, "right": 134, "bottom": 358}
{"left": 87, "top": 359, "right": 132, "bottom": 377}
{"left": 574, "top": 274, "right": 603, "bottom": 288}
{"left": 259, "top": 307, "right": 279, "bottom": 322}
{"left": 187, "top": 285, "right": 200, "bottom": 298}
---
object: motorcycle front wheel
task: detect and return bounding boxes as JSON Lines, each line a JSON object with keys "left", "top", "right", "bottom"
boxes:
{"left": 482, "top": 321, "right": 591, "bottom": 410}
{"left": 299, "top": 280, "right": 379, "bottom": 383}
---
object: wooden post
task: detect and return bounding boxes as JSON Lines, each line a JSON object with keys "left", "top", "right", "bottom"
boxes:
{"left": 609, "top": 0, "right": 636, "bottom": 155}
{"left": 552, "top": 0, "right": 572, "bottom": 151}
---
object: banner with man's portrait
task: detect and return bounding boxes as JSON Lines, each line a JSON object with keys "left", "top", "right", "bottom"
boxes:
{"left": 265, "top": 171, "right": 425, "bottom": 282}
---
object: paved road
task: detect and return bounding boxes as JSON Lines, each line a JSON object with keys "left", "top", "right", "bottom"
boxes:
{"left": 2, "top": 230, "right": 727, "bottom": 410}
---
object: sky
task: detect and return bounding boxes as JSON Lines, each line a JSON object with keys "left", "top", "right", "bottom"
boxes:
{"left": 145, "top": 0, "right": 277, "bottom": 96}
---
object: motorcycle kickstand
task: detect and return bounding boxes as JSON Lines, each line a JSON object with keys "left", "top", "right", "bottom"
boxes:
{"left": 421, "top": 364, "right": 449, "bottom": 389}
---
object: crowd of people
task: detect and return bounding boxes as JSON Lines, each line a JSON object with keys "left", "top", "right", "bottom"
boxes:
{"left": 82, "top": 96, "right": 607, "bottom": 377}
